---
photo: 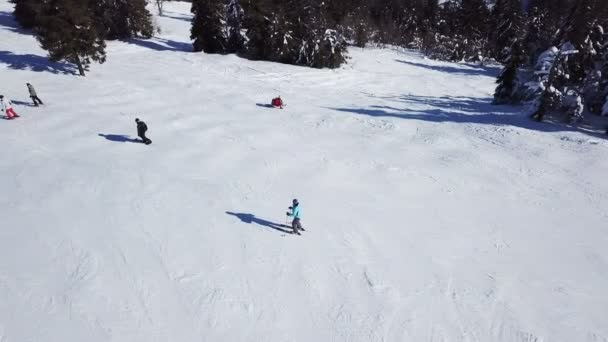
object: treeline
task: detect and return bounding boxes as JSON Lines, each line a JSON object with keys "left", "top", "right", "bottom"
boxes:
{"left": 10, "top": 0, "right": 154, "bottom": 75}
{"left": 491, "top": 0, "right": 608, "bottom": 122}
{"left": 190, "top": 0, "right": 348, "bottom": 68}
{"left": 8, "top": 0, "right": 608, "bottom": 123}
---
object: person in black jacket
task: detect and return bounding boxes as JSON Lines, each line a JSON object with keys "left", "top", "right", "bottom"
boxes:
{"left": 135, "top": 118, "right": 152, "bottom": 145}
{"left": 27, "top": 83, "right": 43, "bottom": 106}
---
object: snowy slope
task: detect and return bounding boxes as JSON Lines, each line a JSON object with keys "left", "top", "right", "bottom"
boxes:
{"left": 1, "top": 1, "right": 607, "bottom": 342}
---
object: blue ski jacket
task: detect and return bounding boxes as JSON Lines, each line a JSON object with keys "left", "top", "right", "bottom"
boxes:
{"left": 289, "top": 205, "right": 301, "bottom": 219}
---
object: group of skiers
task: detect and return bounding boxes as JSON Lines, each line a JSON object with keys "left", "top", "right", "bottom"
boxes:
{"left": 3, "top": 89, "right": 304, "bottom": 232}
{"left": 1, "top": 83, "right": 43, "bottom": 120}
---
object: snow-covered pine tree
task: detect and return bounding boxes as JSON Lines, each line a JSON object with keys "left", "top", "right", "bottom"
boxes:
{"left": 490, "top": 0, "right": 524, "bottom": 63}
{"left": 458, "top": 0, "right": 491, "bottom": 62}
{"left": 191, "top": 0, "right": 226, "bottom": 54}
{"left": 493, "top": 41, "right": 524, "bottom": 104}
{"left": 555, "top": 0, "right": 596, "bottom": 85}
{"left": 582, "top": 24, "right": 607, "bottom": 114}
{"left": 530, "top": 43, "right": 577, "bottom": 122}
{"left": 292, "top": 0, "right": 347, "bottom": 69}
{"left": 311, "top": 29, "right": 347, "bottom": 69}
{"left": 428, "top": 1, "right": 462, "bottom": 61}
{"left": 600, "top": 35, "right": 608, "bottom": 116}
{"left": 428, "top": 0, "right": 491, "bottom": 62}
{"left": 35, "top": 0, "right": 106, "bottom": 76}
{"left": 9, "top": 0, "right": 42, "bottom": 29}
{"left": 225, "top": 0, "right": 246, "bottom": 54}
{"left": 522, "top": 4, "right": 550, "bottom": 65}
{"left": 267, "top": 8, "right": 298, "bottom": 64}
{"left": 523, "top": 0, "right": 575, "bottom": 65}
{"left": 289, "top": 0, "right": 322, "bottom": 66}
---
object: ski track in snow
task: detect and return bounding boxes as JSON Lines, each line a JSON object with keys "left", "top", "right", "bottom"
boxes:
{"left": 1, "top": 1, "right": 608, "bottom": 341}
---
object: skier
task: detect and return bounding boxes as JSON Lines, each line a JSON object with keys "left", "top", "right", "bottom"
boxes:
{"left": 286, "top": 199, "right": 304, "bottom": 235}
{"left": 135, "top": 118, "right": 152, "bottom": 145}
{"left": 271, "top": 96, "right": 283, "bottom": 109}
{"left": 0, "top": 95, "right": 19, "bottom": 120}
{"left": 26, "top": 83, "right": 44, "bottom": 106}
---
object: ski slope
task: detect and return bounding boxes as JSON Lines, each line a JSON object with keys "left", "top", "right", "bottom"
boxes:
{"left": 1, "top": 2, "right": 607, "bottom": 341}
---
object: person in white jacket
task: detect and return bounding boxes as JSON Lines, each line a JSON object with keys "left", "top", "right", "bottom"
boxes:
{"left": 0, "top": 95, "right": 19, "bottom": 120}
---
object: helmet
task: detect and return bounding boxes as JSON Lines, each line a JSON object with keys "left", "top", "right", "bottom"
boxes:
{"left": 292, "top": 199, "right": 299, "bottom": 205}
{"left": 135, "top": 118, "right": 140, "bottom": 122}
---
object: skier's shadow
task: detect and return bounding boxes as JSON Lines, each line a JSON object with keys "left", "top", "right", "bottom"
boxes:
{"left": 98, "top": 133, "right": 141, "bottom": 143}
{"left": 12, "top": 100, "right": 36, "bottom": 107}
{"left": 226, "top": 212, "right": 292, "bottom": 234}
{"left": 255, "top": 103, "right": 274, "bottom": 108}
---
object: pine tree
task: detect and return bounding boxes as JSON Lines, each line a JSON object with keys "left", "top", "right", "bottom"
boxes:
{"left": 9, "top": 0, "right": 42, "bottom": 29}
{"left": 241, "top": 0, "right": 273, "bottom": 60}
{"left": 268, "top": 9, "right": 299, "bottom": 64}
{"left": 191, "top": 0, "right": 226, "bottom": 54}
{"left": 420, "top": 0, "right": 440, "bottom": 52}
{"left": 311, "top": 29, "right": 347, "bottom": 68}
{"left": 290, "top": 0, "right": 347, "bottom": 68}
{"left": 531, "top": 44, "right": 577, "bottom": 122}
{"left": 582, "top": 24, "right": 607, "bottom": 114}
{"left": 459, "top": 0, "right": 491, "bottom": 61}
{"left": 555, "top": 0, "right": 595, "bottom": 84}
{"left": 490, "top": 0, "right": 524, "bottom": 63}
{"left": 35, "top": 0, "right": 106, "bottom": 76}
{"left": 122, "top": 0, "right": 154, "bottom": 39}
{"left": 91, "top": 0, "right": 154, "bottom": 40}
{"left": 285, "top": 0, "right": 318, "bottom": 65}
{"left": 600, "top": 33, "right": 608, "bottom": 116}
{"left": 349, "top": 3, "right": 370, "bottom": 48}
{"left": 225, "top": 0, "right": 246, "bottom": 53}
{"left": 523, "top": 5, "right": 549, "bottom": 65}
{"left": 494, "top": 42, "right": 524, "bottom": 104}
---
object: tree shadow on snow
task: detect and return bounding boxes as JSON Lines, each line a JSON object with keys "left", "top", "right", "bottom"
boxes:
{"left": 98, "top": 134, "right": 141, "bottom": 143}
{"left": 225, "top": 212, "right": 293, "bottom": 234}
{"left": 0, "top": 50, "right": 77, "bottom": 74}
{"left": 0, "top": 11, "right": 29, "bottom": 34}
{"left": 328, "top": 94, "right": 608, "bottom": 138}
{"left": 395, "top": 59, "right": 501, "bottom": 77}
{"left": 160, "top": 11, "right": 193, "bottom": 22}
{"left": 126, "top": 38, "right": 192, "bottom": 52}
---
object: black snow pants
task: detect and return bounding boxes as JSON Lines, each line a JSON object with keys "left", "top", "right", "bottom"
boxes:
{"left": 31, "top": 96, "right": 43, "bottom": 106}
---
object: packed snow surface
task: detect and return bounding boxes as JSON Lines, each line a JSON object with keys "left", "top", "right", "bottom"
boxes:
{"left": 1, "top": 1, "right": 607, "bottom": 341}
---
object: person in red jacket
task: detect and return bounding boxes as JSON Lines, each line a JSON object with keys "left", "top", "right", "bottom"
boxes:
{"left": 0, "top": 95, "right": 19, "bottom": 119}
{"left": 271, "top": 96, "right": 283, "bottom": 109}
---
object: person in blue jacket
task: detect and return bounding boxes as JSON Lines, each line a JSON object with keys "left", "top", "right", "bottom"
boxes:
{"left": 286, "top": 199, "right": 304, "bottom": 235}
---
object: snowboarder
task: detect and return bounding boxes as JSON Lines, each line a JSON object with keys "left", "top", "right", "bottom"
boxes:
{"left": 135, "top": 118, "right": 152, "bottom": 145}
{"left": 271, "top": 96, "right": 284, "bottom": 109}
{"left": 0, "top": 95, "right": 19, "bottom": 120}
{"left": 26, "top": 83, "right": 43, "bottom": 106}
{"left": 286, "top": 199, "right": 304, "bottom": 235}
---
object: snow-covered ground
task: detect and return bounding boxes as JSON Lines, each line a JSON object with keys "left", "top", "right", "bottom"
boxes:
{"left": 1, "top": 2, "right": 607, "bottom": 341}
